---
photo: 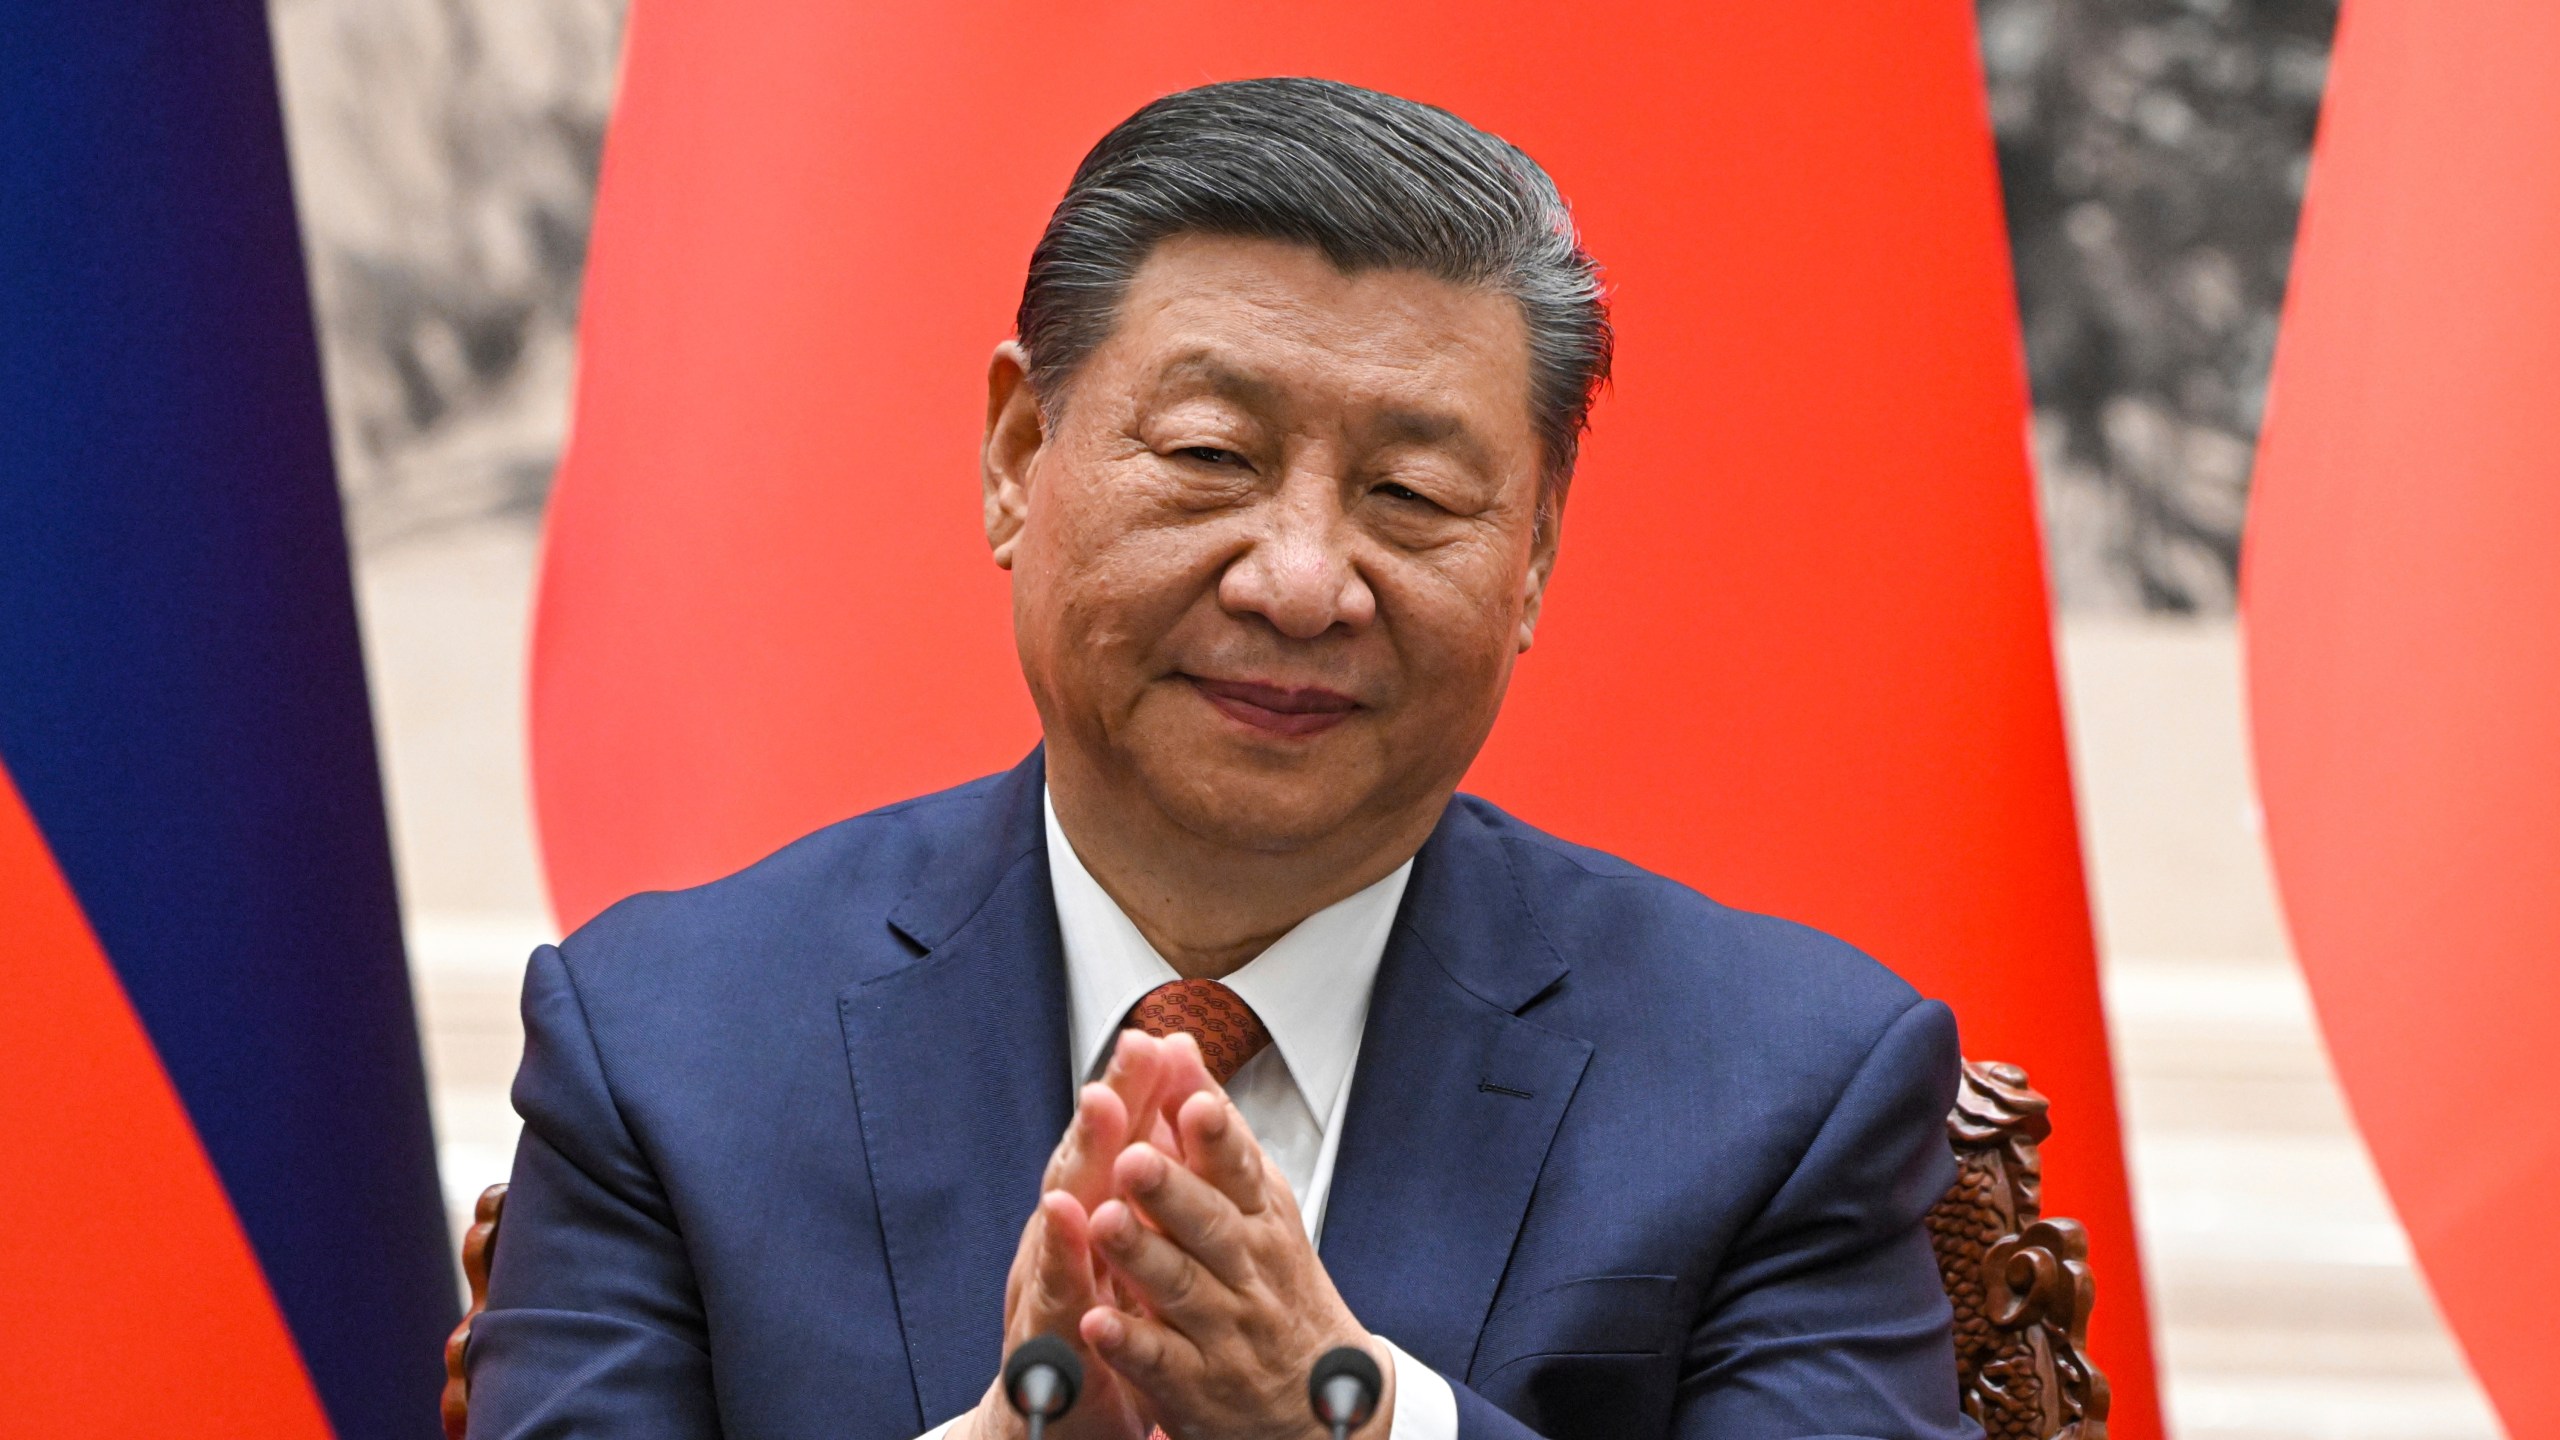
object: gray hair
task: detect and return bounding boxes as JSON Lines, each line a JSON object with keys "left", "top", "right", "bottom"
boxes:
{"left": 1016, "top": 77, "right": 1613, "bottom": 511}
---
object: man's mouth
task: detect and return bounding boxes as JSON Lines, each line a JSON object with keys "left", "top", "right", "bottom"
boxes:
{"left": 1185, "top": 675, "right": 1361, "bottom": 738}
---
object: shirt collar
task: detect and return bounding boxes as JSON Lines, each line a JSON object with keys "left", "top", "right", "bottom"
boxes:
{"left": 1045, "top": 786, "right": 1412, "bottom": 1128}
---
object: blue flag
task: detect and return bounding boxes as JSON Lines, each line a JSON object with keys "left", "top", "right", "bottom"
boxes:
{"left": 2, "top": 2, "right": 459, "bottom": 1434}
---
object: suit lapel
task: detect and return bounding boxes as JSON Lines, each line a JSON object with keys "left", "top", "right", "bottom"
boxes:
{"left": 840, "top": 753, "right": 1070, "bottom": 1427}
{"left": 1320, "top": 801, "right": 1593, "bottom": 1381}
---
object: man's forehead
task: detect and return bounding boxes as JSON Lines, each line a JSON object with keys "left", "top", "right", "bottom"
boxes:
{"left": 1118, "top": 279, "right": 1528, "bottom": 403}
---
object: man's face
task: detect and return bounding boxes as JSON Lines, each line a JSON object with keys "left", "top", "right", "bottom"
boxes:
{"left": 985, "top": 233, "right": 1557, "bottom": 853}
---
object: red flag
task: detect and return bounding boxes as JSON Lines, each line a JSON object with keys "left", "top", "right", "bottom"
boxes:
{"left": 533, "top": 5, "right": 2158, "bottom": 1429}
{"left": 2245, "top": 5, "right": 2560, "bottom": 1436}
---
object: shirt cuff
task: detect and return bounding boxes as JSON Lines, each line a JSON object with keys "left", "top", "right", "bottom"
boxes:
{"left": 914, "top": 1418, "right": 960, "bottom": 1440}
{"left": 1381, "top": 1335, "right": 1459, "bottom": 1440}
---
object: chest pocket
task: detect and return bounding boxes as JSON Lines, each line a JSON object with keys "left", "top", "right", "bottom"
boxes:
{"left": 1471, "top": 1274, "right": 1680, "bottom": 1437}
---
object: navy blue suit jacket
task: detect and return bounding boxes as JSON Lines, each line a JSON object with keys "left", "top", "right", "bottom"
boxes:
{"left": 467, "top": 752, "right": 1974, "bottom": 1439}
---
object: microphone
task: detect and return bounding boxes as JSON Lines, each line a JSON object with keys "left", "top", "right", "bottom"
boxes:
{"left": 1308, "top": 1345, "right": 1383, "bottom": 1440}
{"left": 1002, "top": 1335, "right": 1082, "bottom": 1440}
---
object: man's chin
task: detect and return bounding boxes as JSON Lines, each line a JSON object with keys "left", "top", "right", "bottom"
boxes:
{"left": 1138, "top": 754, "right": 1381, "bottom": 855}
{"left": 1163, "top": 793, "right": 1367, "bottom": 855}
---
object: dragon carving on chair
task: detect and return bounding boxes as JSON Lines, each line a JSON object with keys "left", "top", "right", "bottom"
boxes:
{"left": 1927, "top": 1060, "right": 2111, "bottom": 1440}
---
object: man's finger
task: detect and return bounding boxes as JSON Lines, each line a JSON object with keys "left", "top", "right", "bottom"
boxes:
{"left": 1099, "top": 1030, "right": 1166, "bottom": 1126}
{"left": 1039, "top": 1190, "right": 1096, "bottom": 1276}
{"left": 1111, "top": 1142, "right": 1254, "bottom": 1287}
{"left": 1114, "top": 1032, "right": 1190, "bottom": 1159}
{"left": 1115, "top": 1029, "right": 1211, "bottom": 1159}
{"left": 1090, "top": 1196, "right": 1222, "bottom": 1326}
{"left": 1174, "top": 1089, "right": 1270, "bottom": 1214}
{"left": 1079, "top": 1300, "right": 1195, "bottom": 1398}
{"left": 1150, "top": 1032, "right": 1215, "bottom": 1128}
{"left": 1043, "top": 1082, "right": 1131, "bottom": 1211}
{"left": 1021, "top": 1190, "right": 1100, "bottom": 1334}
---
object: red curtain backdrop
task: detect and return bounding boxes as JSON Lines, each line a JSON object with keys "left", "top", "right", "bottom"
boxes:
{"left": 2244, "top": 5, "right": 2560, "bottom": 1436}
{"left": 531, "top": 5, "right": 2159, "bottom": 1429}
{"left": 0, "top": 762, "right": 333, "bottom": 1437}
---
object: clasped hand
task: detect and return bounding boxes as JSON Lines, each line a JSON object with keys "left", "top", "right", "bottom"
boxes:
{"left": 963, "top": 1030, "right": 1392, "bottom": 1440}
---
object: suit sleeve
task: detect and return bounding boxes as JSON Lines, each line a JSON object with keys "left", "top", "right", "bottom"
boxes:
{"left": 462, "top": 943, "right": 724, "bottom": 1440}
{"left": 1447, "top": 999, "right": 1977, "bottom": 1440}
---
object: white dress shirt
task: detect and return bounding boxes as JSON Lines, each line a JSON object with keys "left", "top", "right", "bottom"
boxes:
{"left": 912, "top": 793, "right": 1456, "bottom": 1438}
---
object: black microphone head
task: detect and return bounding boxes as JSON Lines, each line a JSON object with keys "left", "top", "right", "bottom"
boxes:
{"left": 1308, "top": 1344, "right": 1383, "bottom": 1428}
{"left": 1003, "top": 1335, "right": 1082, "bottom": 1418}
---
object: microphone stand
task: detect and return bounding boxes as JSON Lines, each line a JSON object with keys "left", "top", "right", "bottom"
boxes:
{"left": 1003, "top": 1336, "right": 1083, "bottom": 1440}
{"left": 1308, "top": 1345, "right": 1383, "bottom": 1440}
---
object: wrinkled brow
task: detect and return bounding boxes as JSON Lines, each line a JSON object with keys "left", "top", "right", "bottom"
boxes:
{"left": 1146, "top": 353, "right": 1286, "bottom": 412}
{"left": 1146, "top": 352, "right": 1495, "bottom": 473}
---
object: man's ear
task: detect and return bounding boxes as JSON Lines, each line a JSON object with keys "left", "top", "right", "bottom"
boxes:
{"left": 1517, "top": 495, "right": 1564, "bottom": 654}
{"left": 983, "top": 340, "right": 1045, "bottom": 569}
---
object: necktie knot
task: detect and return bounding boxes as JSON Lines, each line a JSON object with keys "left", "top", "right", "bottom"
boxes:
{"left": 1125, "top": 979, "right": 1272, "bottom": 1086}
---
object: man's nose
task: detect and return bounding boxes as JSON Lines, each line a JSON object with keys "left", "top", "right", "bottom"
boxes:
{"left": 1217, "top": 476, "right": 1377, "bottom": 640}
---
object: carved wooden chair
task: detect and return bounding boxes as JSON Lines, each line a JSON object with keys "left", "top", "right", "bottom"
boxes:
{"left": 442, "top": 1183, "right": 509, "bottom": 1439}
{"left": 440, "top": 1059, "right": 2109, "bottom": 1439}
{"left": 1930, "top": 1060, "right": 2110, "bottom": 1440}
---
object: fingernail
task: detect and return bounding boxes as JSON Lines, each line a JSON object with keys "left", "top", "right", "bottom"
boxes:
{"left": 1089, "top": 1310, "right": 1124, "bottom": 1348}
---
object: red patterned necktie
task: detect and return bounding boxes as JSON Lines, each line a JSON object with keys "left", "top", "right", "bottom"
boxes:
{"left": 1124, "top": 978, "right": 1272, "bottom": 1086}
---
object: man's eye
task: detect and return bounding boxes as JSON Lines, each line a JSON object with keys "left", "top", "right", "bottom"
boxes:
{"left": 1178, "top": 446, "right": 1247, "bottom": 468}
{"left": 1375, "top": 482, "right": 1437, "bottom": 507}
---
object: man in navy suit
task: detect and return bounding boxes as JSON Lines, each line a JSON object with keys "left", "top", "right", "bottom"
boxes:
{"left": 466, "top": 78, "right": 1974, "bottom": 1440}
